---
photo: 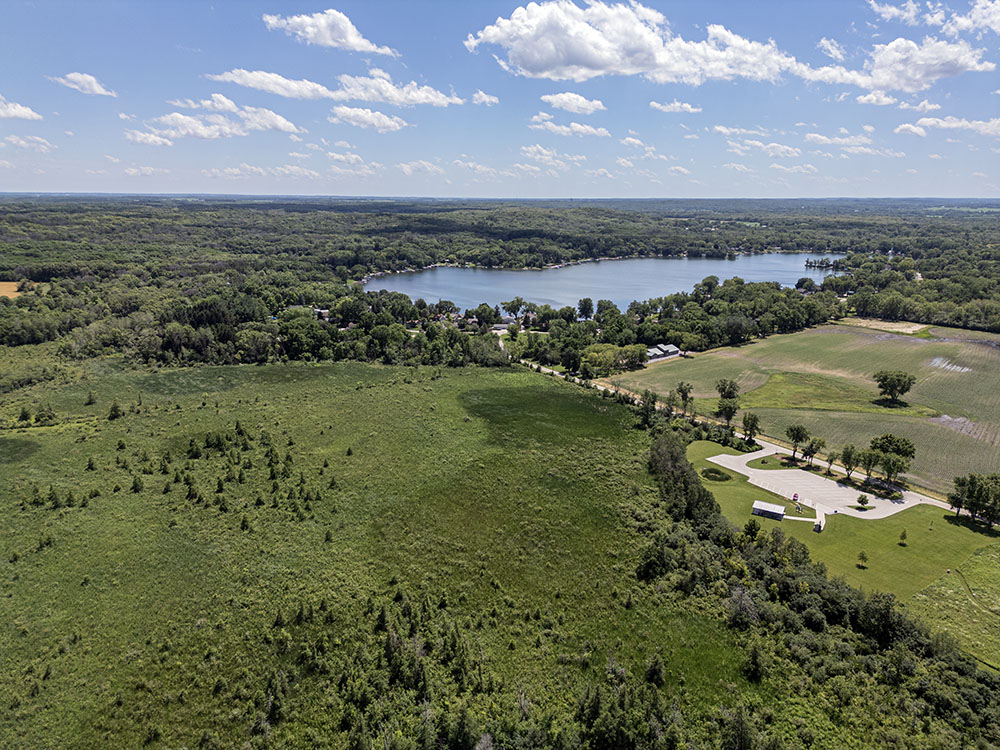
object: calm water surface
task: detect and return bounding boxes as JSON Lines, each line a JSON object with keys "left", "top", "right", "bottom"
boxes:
{"left": 364, "top": 254, "right": 835, "bottom": 311}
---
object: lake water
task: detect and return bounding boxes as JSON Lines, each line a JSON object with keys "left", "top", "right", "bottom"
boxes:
{"left": 364, "top": 254, "right": 835, "bottom": 312}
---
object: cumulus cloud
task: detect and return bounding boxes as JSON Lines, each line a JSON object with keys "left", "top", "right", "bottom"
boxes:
{"left": 898, "top": 98, "right": 940, "bottom": 111}
{"left": 616, "top": 157, "right": 634, "bottom": 167}
{"left": 0, "top": 94, "right": 42, "bottom": 120}
{"left": 894, "top": 123, "right": 927, "bottom": 136}
{"left": 465, "top": 1, "right": 994, "bottom": 93}
{"left": 262, "top": 9, "right": 396, "bottom": 55}
{"left": 942, "top": 0, "right": 1000, "bottom": 36}
{"left": 668, "top": 165, "right": 691, "bottom": 175}
{"left": 817, "top": 37, "right": 846, "bottom": 61}
{"left": 713, "top": 125, "right": 768, "bottom": 137}
{"left": 650, "top": 99, "right": 701, "bottom": 113}
{"left": 124, "top": 166, "right": 169, "bottom": 176}
{"left": 472, "top": 90, "right": 499, "bottom": 105}
{"left": 805, "top": 132, "right": 872, "bottom": 146}
{"left": 722, "top": 162, "right": 753, "bottom": 172}
{"left": 529, "top": 112, "right": 610, "bottom": 136}
{"left": 916, "top": 115, "right": 1000, "bottom": 138}
{"left": 167, "top": 93, "right": 239, "bottom": 112}
{"left": 733, "top": 139, "right": 801, "bottom": 157}
{"left": 520, "top": 143, "right": 586, "bottom": 170}
{"left": 769, "top": 162, "right": 818, "bottom": 174}
{"left": 842, "top": 145, "right": 906, "bottom": 157}
{"left": 328, "top": 68, "right": 462, "bottom": 106}
{"left": 857, "top": 91, "right": 898, "bottom": 105}
{"left": 540, "top": 91, "right": 606, "bottom": 114}
{"left": 5, "top": 134, "right": 55, "bottom": 153}
{"left": 125, "top": 129, "right": 173, "bottom": 146}
{"left": 207, "top": 69, "right": 336, "bottom": 99}
{"left": 585, "top": 167, "right": 614, "bottom": 178}
{"left": 396, "top": 160, "right": 444, "bottom": 176}
{"left": 868, "top": 0, "right": 921, "bottom": 25}
{"left": 49, "top": 72, "right": 117, "bottom": 97}
{"left": 202, "top": 162, "right": 321, "bottom": 179}
{"left": 329, "top": 105, "right": 409, "bottom": 132}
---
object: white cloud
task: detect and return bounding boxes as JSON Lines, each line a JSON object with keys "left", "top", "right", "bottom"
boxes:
{"left": 898, "top": 98, "right": 940, "bottom": 111}
{"left": 805, "top": 132, "right": 872, "bottom": 146}
{"left": 238, "top": 106, "right": 301, "bottom": 133}
{"left": 741, "top": 139, "right": 801, "bottom": 158}
{"left": 683, "top": 133, "right": 699, "bottom": 139}
{"left": 396, "top": 160, "right": 444, "bottom": 176}
{"left": 857, "top": 90, "right": 898, "bottom": 105}
{"left": 329, "top": 105, "right": 409, "bottom": 132}
{"left": 650, "top": 99, "right": 701, "bottom": 113}
{"left": 894, "top": 123, "right": 927, "bottom": 136}
{"left": 817, "top": 37, "right": 846, "bottom": 62}
{"left": 0, "top": 94, "right": 42, "bottom": 120}
{"left": 124, "top": 166, "right": 169, "bottom": 176}
{"left": 262, "top": 9, "right": 396, "bottom": 56}
{"left": 713, "top": 125, "right": 768, "bottom": 137}
{"left": 540, "top": 92, "right": 606, "bottom": 114}
{"left": 942, "top": 0, "right": 1000, "bottom": 36}
{"left": 5, "top": 135, "right": 55, "bottom": 153}
{"left": 104, "top": 154, "right": 120, "bottom": 163}
{"left": 472, "top": 90, "right": 499, "bottom": 106}
{"left": 616, "top": 157, "right": 634, "bottom": 167}
{"left": 929, "top": 152, "right": 943, "bottom": 158}
{"left": 668, "top": 165, "right": 691, "bottom": 175}
{"left": 842, "top": 145, "right": 906, "bottom": 156}
{"left": 167, "top": 93, "right": 239, "bottom": 112}
{"left": 520, "top": 143, "right": 586, "bottom": 170}
{"left": 465, "top": 1, "right": 994, "bottom": 94}
{"left": 529, "top": 112, "right": 610, "bottom": 136}
{"left": 328, "top": 68, "right": 462, "bottom": 106}
{"left": 916, "top": 115, "right": 1000, "bottom": 138}
{"left": 49, "top": 72, "right": 116, "bottom": 97}
{"left": 454, "top": 159, "right": 501, "bottom": 178}
{"left": 289, "top": 151, "right": 310, "bottom": 159}
{"left": 585, "top": 167, "right": 614, "bottom": 178}
{"left": 207, "top": 69, "right": 335, "bottom": 99}
{"left": 202, "top": 162, "right": 321, "bottom": 179}
{"left": 868, "top": 0, "right": 921, "bottom": 25}
{"left": 125, "top": 129, "right": 173, "bottom": 146}
{"left": 722, "top": 162, "right": 753, "bottom": 172}
{"left": 620, "top": 136, "right": 644, "bottom": 147}
{"left": 0, "top": 160, "right": 13, "bottom": 168}
{"left": 118, "top": 112, "right": 134, "bottom": 121}
{"left": 770, "top": 162, "right": 818, "bottom": 174}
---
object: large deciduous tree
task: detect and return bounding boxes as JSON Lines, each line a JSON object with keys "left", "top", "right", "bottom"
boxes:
{"left": 785, "top": 424, "right": 809, "bottom": 459}
{"left": 873, "top": 370, "right": 916, "bottom": 404}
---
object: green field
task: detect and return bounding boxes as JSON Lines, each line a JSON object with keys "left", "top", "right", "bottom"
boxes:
{"left": 687, "top": 439, "right": 1000, "bottom": 667}
{"left": 620, "top": 323, "right": 1000, "bottom": 494}
{"left": 3, "top": 360, "right": 765, "bottom": 747}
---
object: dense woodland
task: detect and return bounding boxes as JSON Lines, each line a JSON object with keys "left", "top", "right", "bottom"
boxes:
{"left": 0, "top": 198, "right": 997, "bottom": 379}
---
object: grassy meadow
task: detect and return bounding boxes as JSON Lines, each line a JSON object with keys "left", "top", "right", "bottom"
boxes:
{"left": 619, "top": 322, "right": 1000, "bottom": 495}
{"left": 2, "top": 359, "right": 767, "bottom": 748}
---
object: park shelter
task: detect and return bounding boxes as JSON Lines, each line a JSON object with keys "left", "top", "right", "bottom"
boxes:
{"left": 751, "top": 500, "right": 786, "bottom": 521}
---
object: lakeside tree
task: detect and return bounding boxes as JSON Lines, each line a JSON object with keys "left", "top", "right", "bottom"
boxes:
{"left": 873, "top": 370, "right": 917, "bottom": 404}
{"left": 785, "top": 424, "right": 809, "bottom": 459}
{"left": 577, "top": 297, "right": 594, "bottom": 320}
{"left": 871, "top": 433, "right": 916, "bottom": 459}
{"left": 741, "top": 412, "right": 761, "bottom": 444}
{"left": 841, "top": 444, "right": 859, "bottom": 480}
{"left": 676, "top": 382, "right": 693, "bottom": 415}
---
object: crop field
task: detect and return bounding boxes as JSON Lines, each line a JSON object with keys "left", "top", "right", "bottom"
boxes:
{"left": 1, "top": 359, "right": 766, "bottom": 748}
{"left": 688, "top": 439, "right": 1000, "bottom": 667}
{"left": 620, "top": 323, "right": 1000, "bottom": 494}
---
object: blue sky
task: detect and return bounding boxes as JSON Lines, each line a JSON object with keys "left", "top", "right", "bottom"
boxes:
{"left": 0, "top": 0, "right": 997, "bottom": 197}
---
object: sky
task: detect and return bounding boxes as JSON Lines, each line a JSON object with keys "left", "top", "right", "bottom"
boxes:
{"left": 0, "top": 0, "right": 998, "bottom": 198}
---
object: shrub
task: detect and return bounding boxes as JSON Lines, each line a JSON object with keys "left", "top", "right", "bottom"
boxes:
{"left": 701, "top": 467, "right": 732, "bottom": 482}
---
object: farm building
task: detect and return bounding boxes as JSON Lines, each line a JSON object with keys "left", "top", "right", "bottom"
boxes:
{"left": 646, "top": 343, "right": 681, "bottom": 360}
{"left": 751, "top": 500, "right": 786, "bottom": 521}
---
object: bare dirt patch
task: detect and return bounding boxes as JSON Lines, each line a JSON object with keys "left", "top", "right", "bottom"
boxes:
{"left": 838, "top": 318, "right": 927, "bottom": 334}
{"left": 930, "top": 415, "right": 999, "bottom": 445}
{"left": 0, "top": 282, "right": 21, "bottom": 298}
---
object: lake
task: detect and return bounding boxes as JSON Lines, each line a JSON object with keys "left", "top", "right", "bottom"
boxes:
{"left": 363, "top": 254, "right": 836, "bottom": 312}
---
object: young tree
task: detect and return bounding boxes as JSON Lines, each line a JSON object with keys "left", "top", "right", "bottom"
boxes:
{"left": 880, "top": 452, "right": 910, "bottom": 485}
{"left": 803, "top": 437, "right": 826, "bottom": 466}
{"left": 676, "top": 382, "right": 693, "bottom": 415}
{"left": 638, "top": 389, "right": 659, "bottom": 429}
{"left": 825, "top": 450, "right": 840, "bottom": 475}
{"left": 715, "top": 378, "right": 740, "bottom": 400}
{"left": 858, "top": 550, "right": 869, "bottom": 569}
{"left": 716, "top": 398, "right": 739, "bottom": 430}
{"left": 859, "top": 449, "right": 882, "bottom": 482}
{"left": 873, "top": 370, "right": 917, "bottom": 404}
{"left": 899, "top": 529, "right": 908, "bottom": 547}
{"left": 741, "top": 412, "right": 761, "bottom": 444}
{"left": 785, "top": 424, "right": 809, "bottom": 459}
{"left": 870, "top": 433, "right": 916, "bottom": 459}
{"left": 840, "top": 444, "right": 859, "bottom": 480}
{"left": 857, "top": 494, "right": 870, "bottom": 507}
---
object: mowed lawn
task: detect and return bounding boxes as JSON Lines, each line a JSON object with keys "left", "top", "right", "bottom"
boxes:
{"left": 688, "top": 439, "right": 1000, "bottom": 668}
{"left": 621, "top": 323, "right": 1000, "bottom": 494}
